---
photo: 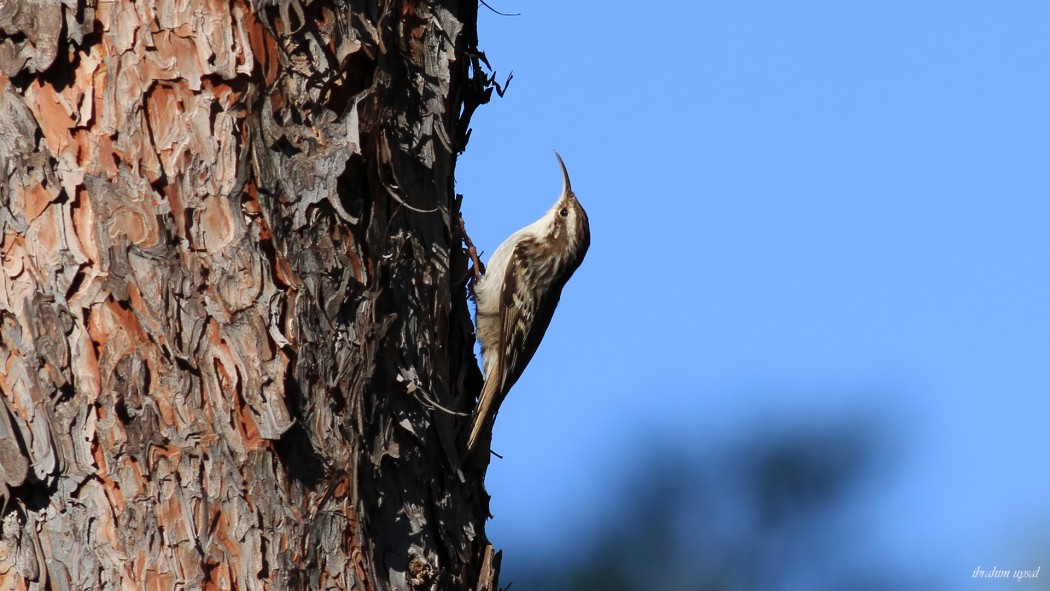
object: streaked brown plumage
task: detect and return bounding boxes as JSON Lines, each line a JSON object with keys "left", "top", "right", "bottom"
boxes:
{"left": 467, "top": 152, "right": 590, "bottom": 453}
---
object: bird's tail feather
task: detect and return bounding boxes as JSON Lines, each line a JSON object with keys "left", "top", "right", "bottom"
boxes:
{"left": 466, "top": 374, "right": 501, "bottom": 453}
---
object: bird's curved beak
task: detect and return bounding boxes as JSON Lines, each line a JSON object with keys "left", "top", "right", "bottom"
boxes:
{"left": 554, "top": 150, "right": 574, "bottom": 201}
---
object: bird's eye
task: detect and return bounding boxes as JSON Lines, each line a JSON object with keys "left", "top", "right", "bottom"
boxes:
{"left": 560, "top": 208, "right": 569, "bottom": 217}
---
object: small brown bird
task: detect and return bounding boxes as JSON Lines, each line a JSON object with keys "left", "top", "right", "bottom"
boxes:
{"left": 467, "top": 152, "right": 591, "bottom": 453}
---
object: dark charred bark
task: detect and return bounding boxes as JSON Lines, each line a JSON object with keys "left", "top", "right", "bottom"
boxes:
{"left": 0, "top": 0, "right": 500, "bottom": 589}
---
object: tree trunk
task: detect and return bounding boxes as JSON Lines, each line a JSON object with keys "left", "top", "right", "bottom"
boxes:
{"left": 0, "top": 0, "right": 500, "bottom": 589}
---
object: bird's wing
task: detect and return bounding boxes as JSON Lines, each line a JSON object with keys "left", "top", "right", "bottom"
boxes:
{"left": 466, "top": 237, "right": 563, "bottom": 452}
{"left": 494, "top": 237, "right": 563, "bottom": 401}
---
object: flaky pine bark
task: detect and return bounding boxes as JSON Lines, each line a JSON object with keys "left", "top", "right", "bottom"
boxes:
{"left": 0, "top": 0, "right": 501, "bottom": 589}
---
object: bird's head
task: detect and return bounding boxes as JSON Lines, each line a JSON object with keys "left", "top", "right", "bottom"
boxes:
{"left": 546, "top": 151, "right": 591, "bottom": 259}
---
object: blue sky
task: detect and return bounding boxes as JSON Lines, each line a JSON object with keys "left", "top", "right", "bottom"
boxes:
{"left": 456, "top": 2, "right": 1050, "bottom": 588}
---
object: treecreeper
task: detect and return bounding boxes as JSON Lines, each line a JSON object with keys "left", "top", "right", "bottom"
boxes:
{"left": 467, "top": 152, "right": 591, "bottom": 453}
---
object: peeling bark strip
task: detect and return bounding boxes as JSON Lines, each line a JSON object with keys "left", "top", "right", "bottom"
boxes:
{"left": 0, "top": 0, "right": 501, "bottom": 589}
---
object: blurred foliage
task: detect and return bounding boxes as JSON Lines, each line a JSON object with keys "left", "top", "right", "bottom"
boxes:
{"left": 501, "top": 416, "right": 930, "bottom": 591}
